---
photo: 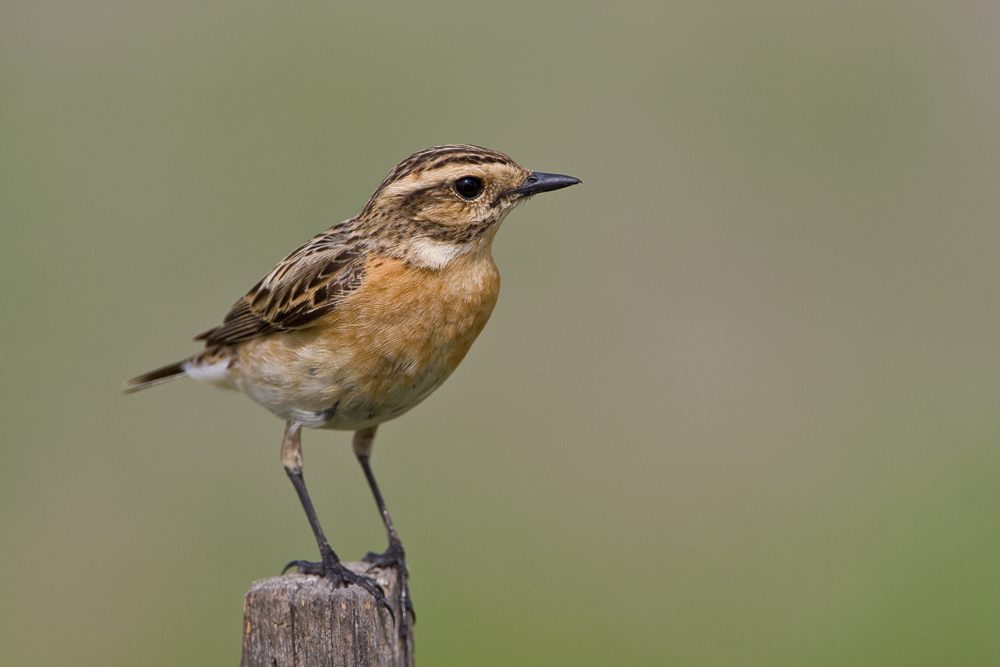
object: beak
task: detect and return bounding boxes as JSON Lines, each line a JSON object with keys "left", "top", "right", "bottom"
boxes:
{"left": 509, "top": 171, "right": 582, "bottom": 198}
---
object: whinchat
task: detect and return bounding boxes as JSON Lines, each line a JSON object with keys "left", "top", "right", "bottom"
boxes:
{"left": 125, "top": 145, "right": 580, "bottom": 626}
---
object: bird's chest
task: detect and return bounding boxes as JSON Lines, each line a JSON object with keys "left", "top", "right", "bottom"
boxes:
{"left": 348, "top": 256, "right": 501, "bottom": 386}
{"left": 241, "top": 254, "right": 501, "bottom": 429}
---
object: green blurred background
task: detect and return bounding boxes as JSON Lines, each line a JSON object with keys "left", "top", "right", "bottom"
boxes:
{"left": 2, "top": 2, "right": 998, "bottom": 665}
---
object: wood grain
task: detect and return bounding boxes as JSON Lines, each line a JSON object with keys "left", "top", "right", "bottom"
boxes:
{"left": 241, "top": 564, "right": 413, "bottom": 667}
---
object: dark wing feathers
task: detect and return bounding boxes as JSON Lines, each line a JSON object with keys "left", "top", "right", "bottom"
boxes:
{"left": 195, "top": 234, "right": 364, "bottom": 346}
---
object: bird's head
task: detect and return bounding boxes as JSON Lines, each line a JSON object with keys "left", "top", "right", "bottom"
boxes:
{"left": 358, "top": 145, "right": 580, "bottom": 267}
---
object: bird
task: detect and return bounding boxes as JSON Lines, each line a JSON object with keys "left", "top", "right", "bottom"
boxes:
{"left": 124, "top": 144, "right": 580, "bottom": 630}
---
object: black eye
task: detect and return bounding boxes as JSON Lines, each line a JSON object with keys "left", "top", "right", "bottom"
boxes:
{"left": 453, "top": 176, "right": 485, "bottom": 200}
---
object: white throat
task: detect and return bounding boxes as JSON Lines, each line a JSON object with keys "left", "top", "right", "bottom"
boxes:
{"left": 409, "top": 237, "right": 472, "bottom": 269}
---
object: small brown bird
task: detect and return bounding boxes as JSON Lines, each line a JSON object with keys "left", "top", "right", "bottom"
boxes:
{"left": 125, "top": 144, "right": 579, "bottom": 626}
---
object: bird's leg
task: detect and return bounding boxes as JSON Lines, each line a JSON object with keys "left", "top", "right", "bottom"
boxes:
{"left": 354, "top": 426, "right": 413, "bottom": 633}
{"left": 279, "top": 422, "right": 391, "bottom": 617}
{"left": 354, "top": 427, "right": 404, "bottom": 560}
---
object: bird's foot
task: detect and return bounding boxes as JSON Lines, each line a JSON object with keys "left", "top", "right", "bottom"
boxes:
{"left": 363, "top": 540, "right": 413, "bottom": 636}
{"left": 283, "top": 556, "right": 394, "bottom": 622}
{"left": 362, "top": 539, "right": 407, "bottom": 573}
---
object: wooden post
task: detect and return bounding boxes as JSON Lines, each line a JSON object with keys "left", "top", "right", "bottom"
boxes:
{"left": 241, "top": 563, "right": 413, "bottom": 667}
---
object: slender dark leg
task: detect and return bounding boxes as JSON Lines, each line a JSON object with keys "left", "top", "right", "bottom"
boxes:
{"left": 354, "top": 426, "right": 413, "bottom": 634}
{"left": 279, "top": 422, "right": 391, "bottom": 616}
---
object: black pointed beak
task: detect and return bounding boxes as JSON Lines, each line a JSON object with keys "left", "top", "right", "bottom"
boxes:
{"left": 509, "top": 171, "right": 582, "bottom": 198}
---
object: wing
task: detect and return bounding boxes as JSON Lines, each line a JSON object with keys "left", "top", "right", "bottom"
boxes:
{"left": 195, "top": 231, "right": 365, "bottom": 346}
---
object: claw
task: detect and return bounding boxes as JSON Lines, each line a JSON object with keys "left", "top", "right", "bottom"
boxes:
{"left": 362, "top": 543, "right": 412, "bottom": 637}
{"left": 282, "top": 558, "right": 394, "bottom": 623}
{"left": 333, "top": 565, "right": 394, "bottom": 624}
{"left": 283, "top": 559, "right": 324, "bottom": 575}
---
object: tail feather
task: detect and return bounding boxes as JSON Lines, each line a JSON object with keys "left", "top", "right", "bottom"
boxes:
{"left": 123, "top": 360, "right": 188, "bottom": 394}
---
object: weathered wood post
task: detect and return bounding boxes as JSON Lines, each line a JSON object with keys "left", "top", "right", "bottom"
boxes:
{"left": 241, "top": 563, "right": 413, "bottom": 667}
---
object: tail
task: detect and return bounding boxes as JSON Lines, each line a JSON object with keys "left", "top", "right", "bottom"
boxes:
{"left": 123, "top": 360, "right": 188, "bottom": 394}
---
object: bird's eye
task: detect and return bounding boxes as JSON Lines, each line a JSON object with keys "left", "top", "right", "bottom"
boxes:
{"left": 453, "top": 176, "right": 485, "bottom": 200}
